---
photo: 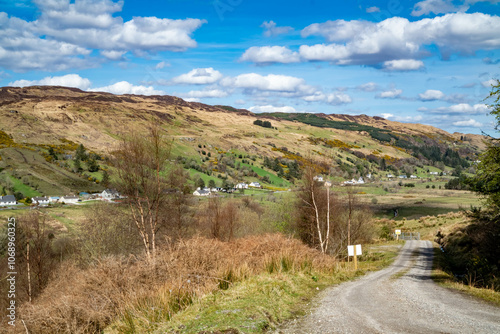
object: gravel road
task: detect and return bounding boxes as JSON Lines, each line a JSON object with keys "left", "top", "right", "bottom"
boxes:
{"left": 273, "top": 240, "right": 500, "bottom": 334}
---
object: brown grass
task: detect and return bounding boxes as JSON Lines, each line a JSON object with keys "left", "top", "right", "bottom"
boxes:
{"left": 12, "top": 234, "right": 335, "bottom": 334}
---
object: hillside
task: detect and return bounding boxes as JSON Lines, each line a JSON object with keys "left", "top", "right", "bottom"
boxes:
{"left": 0, "top": 85, "right": 487, "bottom": 196}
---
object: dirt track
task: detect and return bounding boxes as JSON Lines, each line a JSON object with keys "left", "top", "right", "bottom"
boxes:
{"left": 274, "top": 240, "right": 500, "bottom": 334}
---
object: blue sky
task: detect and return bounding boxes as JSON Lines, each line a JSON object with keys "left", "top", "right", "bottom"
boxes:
{"left": 1, "top": 0, "right": 500, "bottom": 135}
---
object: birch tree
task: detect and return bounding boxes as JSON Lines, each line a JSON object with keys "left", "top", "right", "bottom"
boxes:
{"left": 112, "top": 124, "right": 171, "bottom": 263}
{"left": 297, "top": 166, "right": 333, "bottom": 253}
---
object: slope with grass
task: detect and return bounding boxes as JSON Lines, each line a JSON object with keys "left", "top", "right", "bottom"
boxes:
{"left": 0, "top": 85, "right": 486, "bottom": 199}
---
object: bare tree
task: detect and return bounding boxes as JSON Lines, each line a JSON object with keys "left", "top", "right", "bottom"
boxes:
{"left": 167, "top": 166, "right": 194, "bottom": 240}
{"left": 203, "top": 197, "right": 240, "bottom": 241}
{"left": 112, "top": 124, "right": 172, "bottom": 263}
{"left": 78, "top": 202, "right": 139, "bottom": 263}
{"left": 222, "top": 200, "right": 239, "bottom": 241}
{"left": 17, "top": 211, "right": 56, "bottom": 301}
{"left": 207, "top": 196, "right": 222, "bottom": 240}
{"left": 297, "top": 166, "right": 334, "bottom": 253}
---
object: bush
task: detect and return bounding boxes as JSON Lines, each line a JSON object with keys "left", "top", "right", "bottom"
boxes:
{"left": 18, "top": 235, "right": 336, "bottom": 333}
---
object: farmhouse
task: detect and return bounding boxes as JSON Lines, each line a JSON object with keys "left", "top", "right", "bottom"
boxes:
{"left": 313, "top": 175, "right": 324, "bottom": 182}
{"left": 60, "top": 195, "right": 79, "bottom": 204}
{"left": 32, "top": 196, "right": 50, "bottom": 206}
{"left": 101, "top": 189, "right": 120, "bottom": 200}
{"left": 235, "top": 183, "right": 248, "bottom": 189}
{"left": 0, "top": 195, "right": 17, "bottom": 206}
{"left": 193, "top": 189, "right": 210, "bottom": 196}
{"left": 249, "top": 182, "right": 261, "bottom": 188}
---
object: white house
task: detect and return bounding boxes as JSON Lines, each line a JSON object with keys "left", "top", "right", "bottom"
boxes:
{"left": 410, "top": 175, "right": 418, "bottom": 179}
{"left": 357, "top": 177, "right": 365, "bottom": 184}
{"left": 0, "top": 195, "right": 17, "bottom": 206}
{"left": 386, "top": 174, "right": 394, "bottom": 178}
{"left": 60, "top": 195, "right": 79, "bottom": 204}
{"left": 249, "top": 182, "right": 261, "bottom": 188}
{"left": 32, "top": 196, "right": 49, "bottom": 206}
{"left": 193, "top": 189, "right": 211, "bottom": 196}
{"left": 101, "top": 189, "right": 120, "bottom": 200}
{"left": 313, "top": 175, "right": 324, "bottom": 182}
{"left": 235, "top": 183, "right": 248, "bottom": 189}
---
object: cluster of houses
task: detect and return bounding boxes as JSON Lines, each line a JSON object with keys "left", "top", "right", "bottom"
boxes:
{"left": 386, "top": 174, "right": 419, "bottom": 179}
{"left": 193, "top": 182, "right": 262, "bottom": 197}
{"left": 342, "top": 177, "right": 365, "bottom": 186}
{"left": 0, "top": 189, "right": 122, "bottom": 207}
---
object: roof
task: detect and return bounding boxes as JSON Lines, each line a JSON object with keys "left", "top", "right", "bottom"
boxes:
{"left": 0, "top": 195, "right": 16, "bottom": 202}
{"left": 61, "top": 195, "right": 79, "bottom": 199}
{"left": 32, "top": 196, "right": 49, "bottom": 201}
{"left": 194, "top": 189, "right": 210, "bottom": 195}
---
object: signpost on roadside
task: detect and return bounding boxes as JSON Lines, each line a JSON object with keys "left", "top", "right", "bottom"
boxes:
{"left": 348, "top": 244, "right": 362, "bottom": 270}
{"left": 395, "top": 229, "right": 401, "bottom": 240}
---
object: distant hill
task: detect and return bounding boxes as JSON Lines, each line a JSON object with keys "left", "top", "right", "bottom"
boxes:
{"left": 0, "top": 86, "right": 487, "bottom": 196}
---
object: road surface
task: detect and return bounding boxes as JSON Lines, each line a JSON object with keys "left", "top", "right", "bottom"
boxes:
{"left": 274, "top": 240, "right": 500, "bottom": 334}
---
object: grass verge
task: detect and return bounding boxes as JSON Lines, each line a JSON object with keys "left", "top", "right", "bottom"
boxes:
{"left": 431, "top": 245, "right": 500, "bottom": 306}
{"left": 112, "top": 242, "right": 401, "bottom": 334}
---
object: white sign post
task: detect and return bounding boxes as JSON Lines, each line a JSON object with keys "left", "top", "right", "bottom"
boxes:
{"left": 347, "top": 244, "right": 362, "bottom": 270}
{"left": 395, "top": 229, "right": 401, "bottom": 240}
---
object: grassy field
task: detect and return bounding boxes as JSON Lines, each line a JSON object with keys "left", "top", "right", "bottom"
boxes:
{"left": 108, "top": 240, "right": 402, "bottom": 334}
{"left": 0, "top": 147, "right": 104, "bottom": 196}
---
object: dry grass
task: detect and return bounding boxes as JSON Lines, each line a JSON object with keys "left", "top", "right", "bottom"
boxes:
{"left": 12, "top": 234, "right": 335, "bottom": 334}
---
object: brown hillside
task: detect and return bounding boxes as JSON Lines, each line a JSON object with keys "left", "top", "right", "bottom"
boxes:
{"left": 0, "top": 86, "right": 487, "bottom": 159}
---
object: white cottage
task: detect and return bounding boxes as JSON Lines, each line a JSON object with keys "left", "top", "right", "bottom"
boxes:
{"left": 32, "top": 196, "right": 50, "bottom": 206}
{"left": 0, "top": 195, "right": 17, "bottom": 206}
{"left": 60, "top": 195, "right": 79, "bottom": 204}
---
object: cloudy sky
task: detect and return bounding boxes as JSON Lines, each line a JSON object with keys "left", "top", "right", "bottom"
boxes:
{"left": 1, "top": 0, "right": 500, "bottom": 135}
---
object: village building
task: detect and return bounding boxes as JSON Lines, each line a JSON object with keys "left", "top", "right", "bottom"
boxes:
{"left": 0, "top": 195, "right": 17, "bottom": 206}
{"left": 193, "top": 188, "right": 211, "bottom": 196}
{"left": 60, "top": 195, "right": 79, "bottom": 204}
{"left": 32, "top": 196, "right": 50, "bottom": 206}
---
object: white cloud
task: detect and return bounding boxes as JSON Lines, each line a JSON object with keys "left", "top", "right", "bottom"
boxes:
{"left": 419, "top": 89, "right": 446, "bottom": 101}
{"left": 295, "top": 13, "right": 500, "bottom": 67}
{"left": 482, "top": 79, "right": 498, "bottom": 87}
{"left": 100, "top": 50, "right": 126, "bottom": 60}
{"left": 249, "top": 105, "right": 300, "bottom": 113}
{"left": 172, "top": 68, "right": 223, "bottom": 85}
{"left": 240, "top": 46, "right": 300, "bottom": 64}
{"left": 261, "top": 21, "right": 293, "bottom": 37}
{"left": 417, "top": 89, "right": 468, "bottom": 103}
{"left": 0, "top": 1, "right": 206, "bottom": 72}
{"left": 411, "top": 0, "right": 458, "bottom": 17}
{"left": 182, "top": 89, "right": 229, "bottom": 98}
{"left": 383, "top": 59, "right": 425, "bottom": 71}
{"left": 412, "top": 0, "right": 500, "bottom": 17}
{"left": 326, "top": 92, "right": 352, "bottom": 105}
{"left": 90, "top": 81, "right": 164, "bottom": 95}
{"left": 222, "top": 73, "right": 307, "bottom": 92}
{"left": 357, "top": 82, "right": 379, "bottom": 92}
{"left": 382, "top": 113, "right": 424, "bottom": 122}
{"left": 9, "top": 74, "right": 91, "bottom": 90}
{"left": 155, "top": 61, "right": 170, "bottom": 70}
{"left": 302, "top": 91, "right": 352, "bottom": 105}
{"left": 453, "top": 119, "right": 483, "bottom": 127}
{"left": 366, "top": 6, "right": 381, "bottom": 13}
{"left": 377, "top": 89, "right": 403, "bottom": 99}
{"left": 423, "top": 103, "right": 490, "bottom": 114}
